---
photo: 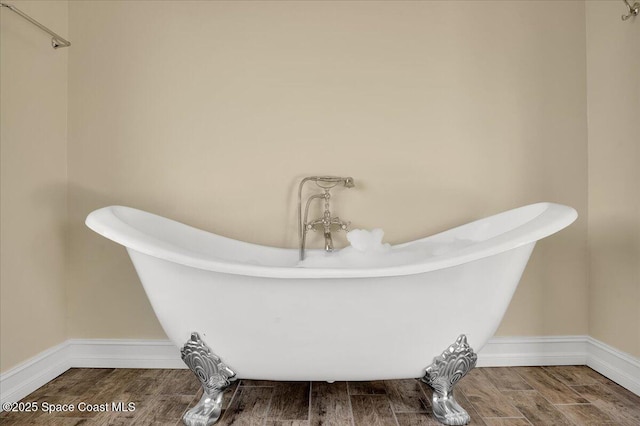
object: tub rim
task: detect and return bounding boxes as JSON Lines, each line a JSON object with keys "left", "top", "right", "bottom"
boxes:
{"left": 85, "top": 202, "right": 577, "bottom": 279}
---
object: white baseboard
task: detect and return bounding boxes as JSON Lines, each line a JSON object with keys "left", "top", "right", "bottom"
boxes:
{"left": 476, "top": 335, "right": 640, "bottom": 395}
{"left": 0, "top": 339, "right": 184, "bottom": 406}
{"left": 2, "top": 335, "right": 638, "bottom": 406}
{"left": 477, "top": 335, "right": 589, "bottom": 367}
{"left": 586, "top": 336, "right": 640, "bottom": 396}
{"left": 68, "top": 339, "right": 185, "bottom": 370}
{"left": 0, "top": 341, "right": 72, "bottom": 407}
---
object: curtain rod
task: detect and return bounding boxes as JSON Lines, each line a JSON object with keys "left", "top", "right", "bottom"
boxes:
{"left": 0, "top": 2, "right": 70, "bottom": 49}
{"left": 1, "top": 0, "right": 636, "bottom": 51}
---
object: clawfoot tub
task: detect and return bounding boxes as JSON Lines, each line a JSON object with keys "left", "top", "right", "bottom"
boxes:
{"left": 86, "top": 202, "right": 576, "bottom": 425}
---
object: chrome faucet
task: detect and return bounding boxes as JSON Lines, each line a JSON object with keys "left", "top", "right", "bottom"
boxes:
{"left": 298, "top": 176, "right": 354, "bottom": 260}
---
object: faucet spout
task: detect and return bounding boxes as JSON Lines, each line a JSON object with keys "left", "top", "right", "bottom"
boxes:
{"left": 324, "top": 230, "right": 334, "bottom": 252}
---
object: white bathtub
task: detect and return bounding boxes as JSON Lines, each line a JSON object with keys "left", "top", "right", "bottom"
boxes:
{"left": 86, "top": 202, "right": 576, "bottom": 425}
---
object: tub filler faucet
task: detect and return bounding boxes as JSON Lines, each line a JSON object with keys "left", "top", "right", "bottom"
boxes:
{"left": 298, "top": 176, "right": 354, "bottom": 260}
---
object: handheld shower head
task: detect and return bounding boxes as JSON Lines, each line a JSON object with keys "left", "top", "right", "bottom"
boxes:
{"left": 308, "top": 176, "right": 355, "bottom": 189}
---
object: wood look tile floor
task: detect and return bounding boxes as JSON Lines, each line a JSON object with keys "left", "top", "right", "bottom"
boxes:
{"left": 1, "top": 366, "right": 639, "bottom": 426}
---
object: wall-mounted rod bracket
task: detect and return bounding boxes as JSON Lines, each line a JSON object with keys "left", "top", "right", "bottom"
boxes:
{"left": 0, "top": 2, "right": 70, "bottom": 49}
{"left": 622, "top": 0, "right": 639, "bottom": 21}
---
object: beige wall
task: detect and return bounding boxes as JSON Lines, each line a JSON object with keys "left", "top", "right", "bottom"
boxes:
{"left": 67, "top": 1, "right": 588, "bottom": 340}
{"left": 0, "top": 1, "right": 69, "bottom": 372}
{"left": 7, "top": 0, "right": 639, "bottom": 378}
{"left": 586, "top": 2, "right": 640, "bottom": 357}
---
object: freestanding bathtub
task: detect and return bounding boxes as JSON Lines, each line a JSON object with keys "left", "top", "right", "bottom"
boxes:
{"left": 86, "top": 202, "right": 577, "bottom": 426}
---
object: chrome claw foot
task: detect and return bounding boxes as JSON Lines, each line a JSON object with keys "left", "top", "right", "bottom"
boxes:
{"left": 183, "top": 393, "right": 223, "bottom": 426}
{"left": 429, "top": 395, "right": 470, "bottom": 426}
{"left": 181, "top": 332, "right": 236, "bottom": 426}
{"left": 421, "top": 334, "right": 478, "bottom": 426}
